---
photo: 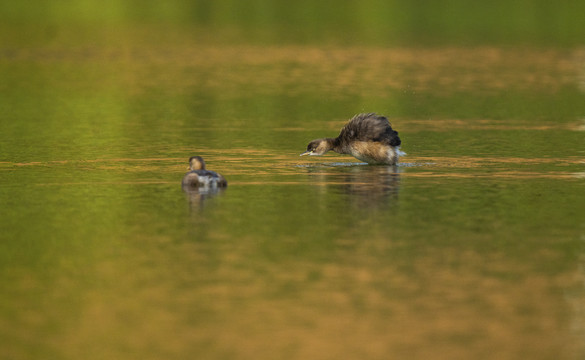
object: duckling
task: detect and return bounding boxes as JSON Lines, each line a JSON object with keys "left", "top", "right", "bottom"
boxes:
{"left": 182, "top": 156, "right": 227, "bottom": 188}
{"left": 300, "top": 113, "right": 404, "bottom": 165}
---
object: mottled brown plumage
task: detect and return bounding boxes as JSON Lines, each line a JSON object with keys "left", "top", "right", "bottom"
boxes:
{"left": 300, "top": 113, "right": 404, "bottom": 165}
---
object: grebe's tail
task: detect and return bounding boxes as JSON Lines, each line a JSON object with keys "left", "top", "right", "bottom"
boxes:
{"left": 396, "top": 146, "right": 406, "bottom": 157}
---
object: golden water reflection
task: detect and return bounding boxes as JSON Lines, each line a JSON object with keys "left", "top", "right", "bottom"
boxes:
{"left": 40, "top": 228, "right": 581, "bottom": 360}
{"left": 5, "top": 151, "right": 583, "bottom": 184}
{"left": 2, "top": 40, "right": 585, "bottom": 360}
{"left": 2, "top": 46, "right": 583, "bottom": 97}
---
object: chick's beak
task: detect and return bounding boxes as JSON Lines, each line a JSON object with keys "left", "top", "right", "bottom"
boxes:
{"left": 300, "top": 150, "right": 312, "bottom": 156}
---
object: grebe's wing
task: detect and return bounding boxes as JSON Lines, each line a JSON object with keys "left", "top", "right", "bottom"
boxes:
{"left": 338, "top": 113, "right": 401, "bottom": 146}
{"left": 201, "top": 170, "right": 228, "bottom": 187}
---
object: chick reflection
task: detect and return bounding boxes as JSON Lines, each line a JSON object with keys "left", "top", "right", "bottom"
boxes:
{"left": 183, "top": 186, "right": 226, "bottom": 211}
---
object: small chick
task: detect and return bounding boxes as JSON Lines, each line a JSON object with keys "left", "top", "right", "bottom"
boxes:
{"left": 182, "top": 156, "right": 227, "bottom": 188}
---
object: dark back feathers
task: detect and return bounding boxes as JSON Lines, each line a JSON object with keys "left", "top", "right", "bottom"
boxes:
{"left": 338, "top": 113, "right": 401, "bottom": 147}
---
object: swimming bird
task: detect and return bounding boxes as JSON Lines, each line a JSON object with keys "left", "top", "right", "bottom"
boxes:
{"left": 300, "top": 113, "right": 404, "bottom": 165}
{"left": 182, "top": 156, "right": 227, "bottom": 188}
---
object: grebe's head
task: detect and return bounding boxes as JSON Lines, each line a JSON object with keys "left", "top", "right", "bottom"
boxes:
{"left": 188, "top": 156, "right": 206, "bottom": 170}
{"left": 300, "top": 138, "right": 334, "bottom": 156}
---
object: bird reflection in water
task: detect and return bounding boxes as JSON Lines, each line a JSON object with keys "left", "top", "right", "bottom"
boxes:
{"left": 183, "top": 185, "right": 226, "bottom": 211}
{"left": 306, "top": 163, "right": 401, "bottom": 211}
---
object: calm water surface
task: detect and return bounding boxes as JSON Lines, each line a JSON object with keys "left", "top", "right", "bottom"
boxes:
{"left": 1, "top": 43, "right": 585, "bottom": 360}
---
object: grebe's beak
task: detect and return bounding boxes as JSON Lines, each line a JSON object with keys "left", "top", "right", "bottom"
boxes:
{"left": 299, "top": 150, "right": 312, "bottom": 156}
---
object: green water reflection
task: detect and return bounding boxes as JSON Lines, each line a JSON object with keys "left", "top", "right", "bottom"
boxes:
{"left": 2, "top": 1, "right": 585, "bottom": 46}
{"left": 2, "top": 2, "right": 585, "bottom": 360}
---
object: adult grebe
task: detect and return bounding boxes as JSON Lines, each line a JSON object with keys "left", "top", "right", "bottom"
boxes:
{"left": 300, "top": 113, "right": 404, "bottom": 165}
{"left": 181, "top": 156, "right": 227, "bottom": 188}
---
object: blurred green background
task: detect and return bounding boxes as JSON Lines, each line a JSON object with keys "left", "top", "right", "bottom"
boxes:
{"left": 2, "top": 0, "right": 585, "bottom": 46}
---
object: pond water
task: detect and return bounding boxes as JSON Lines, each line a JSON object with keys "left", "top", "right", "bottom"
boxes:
{"left": 1, "top": 28, "right": 585, "bottom": 360}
